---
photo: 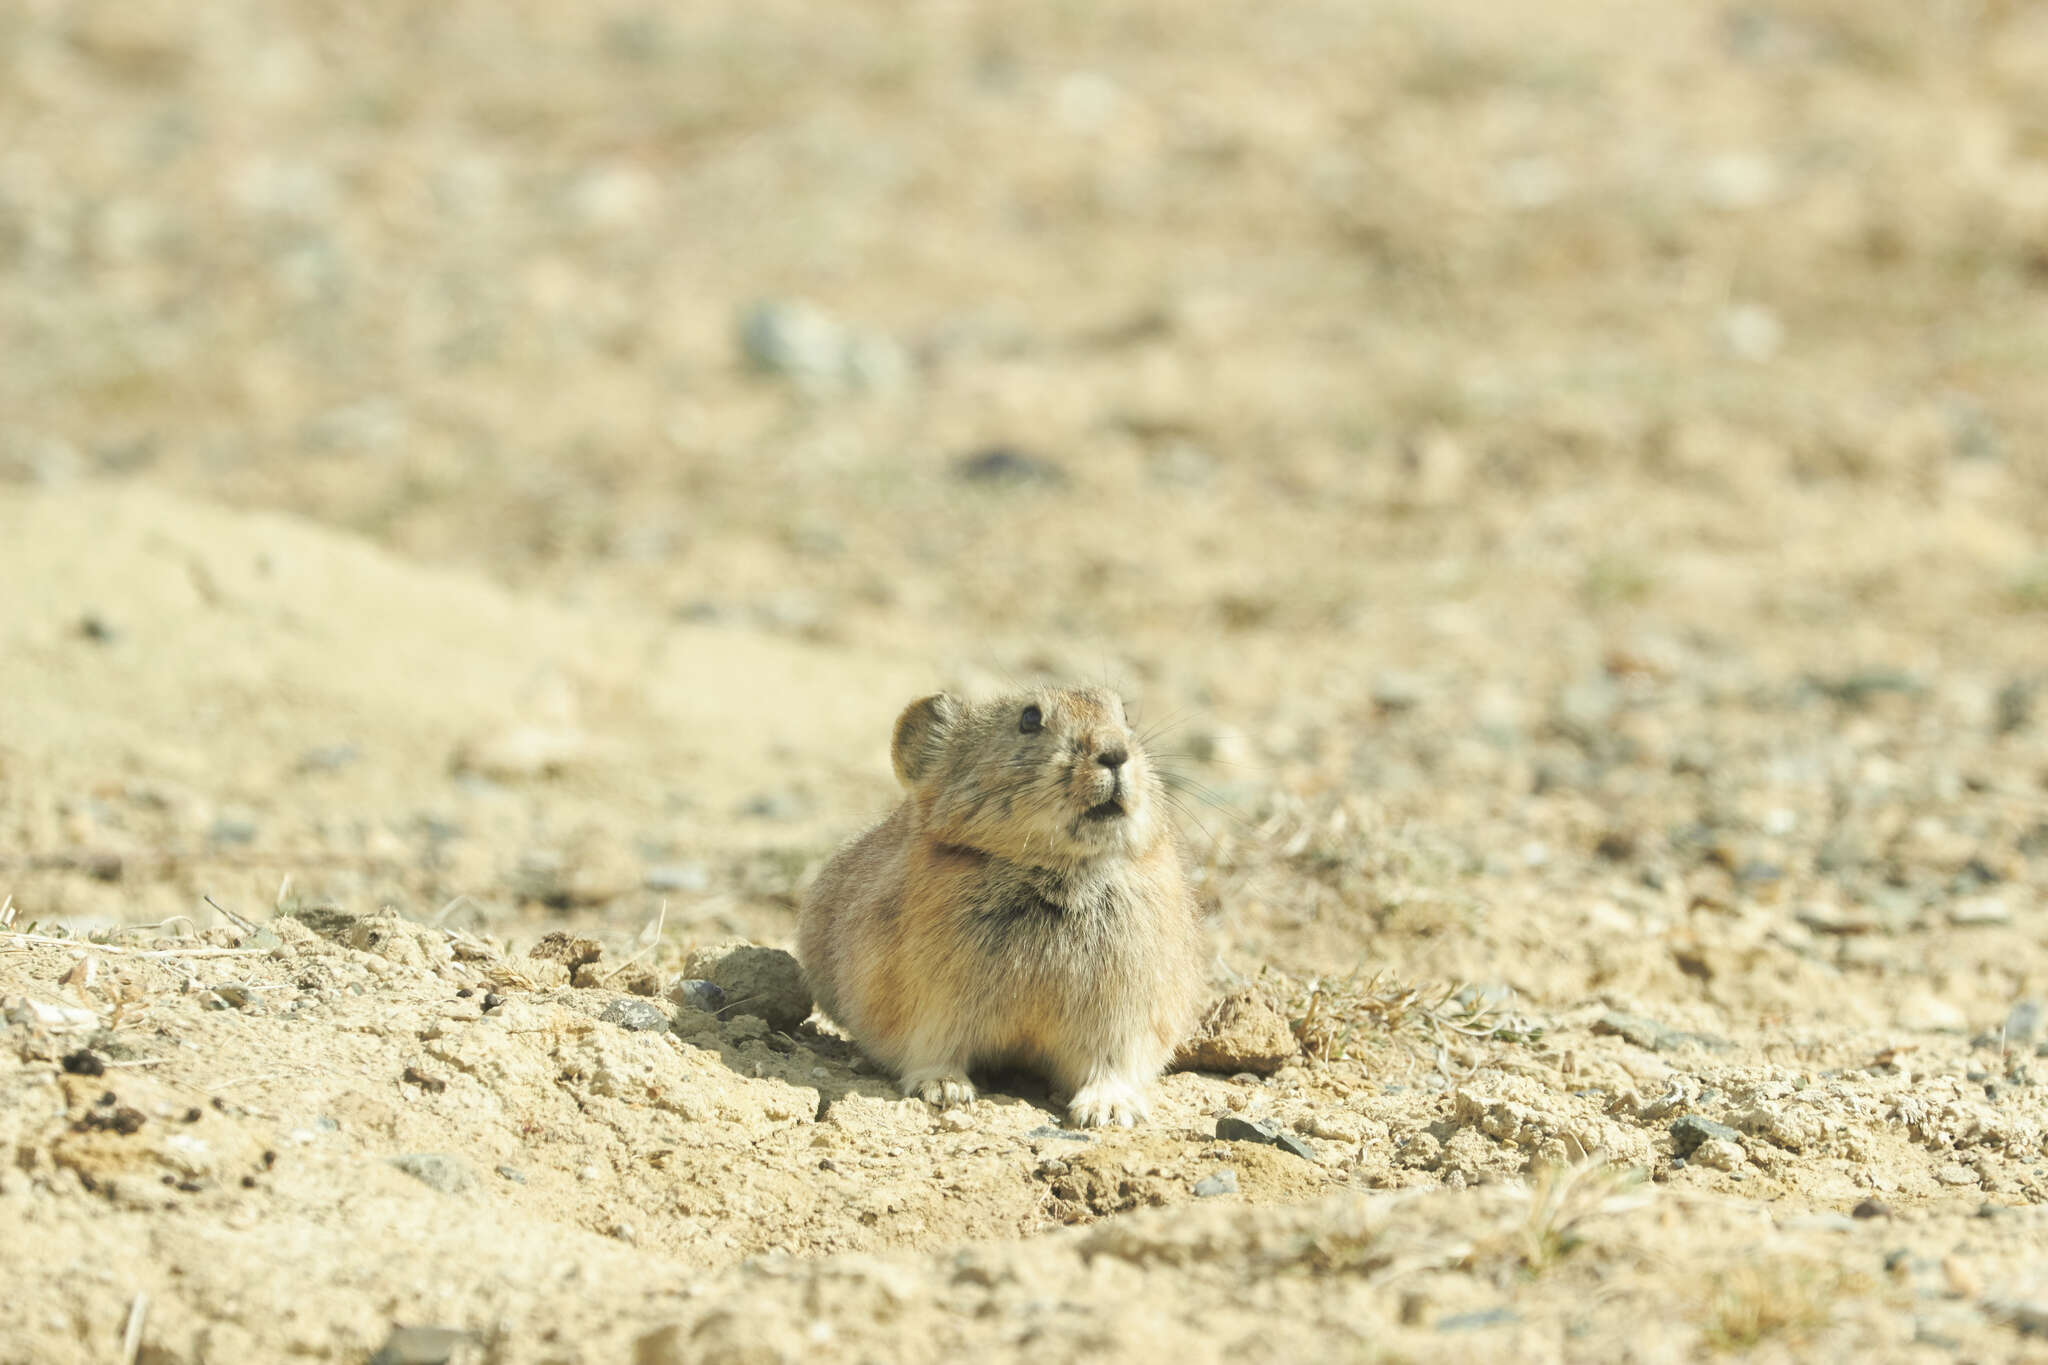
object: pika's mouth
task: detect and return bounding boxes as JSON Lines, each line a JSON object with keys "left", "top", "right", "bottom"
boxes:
{"left": 1081, "top": 799, "right": 1126, "bottom": 822}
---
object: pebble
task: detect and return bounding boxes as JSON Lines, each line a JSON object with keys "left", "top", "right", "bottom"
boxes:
{"left": 737, "top": 298, "right": 908, "bottom": 395}
{"left": 953, "top": 445, "right": 1066, "bottom": 487}
{"left": 1026, "top": 1126, "right": 1091, "bottom": 1143}
{"left": 1690, "top": 1138, "right": 1747, "bottom": 1172}
{"left": 1669, "top": 1114, "right": 1743, "bottom": 1156}
{"left": 1435, "top": 1307, "right": 1520, "bottom": 1332}
{"left": 599, "top": 998, "right": 671, "bottom": 1033}
{"left": 2005, "top": 999, "right": 2044, "bottom": 1044}
{"left": 368, "top": 1325, "right": 472, "bottom": 1365}
{"left": 1193, "top": 1169, "right": 1238, "bottom": 1197}
{"left": 670, "top": 979, "right": 727, "bottom": 1015}
{"left": 1215, "top": 1115, "right": 1318, "bottom": 1161}
{"left": 1948, "top": 896, "right": 2011, "bottom": 927}
{"left": 642, "top": 862, "right": 710, "bottom": 893}
{"left": 494, "top": 1165, "right": 526, "bottom": 1183}
{"left": 386, "top": 1153, "right": 477, "bottom": 1195}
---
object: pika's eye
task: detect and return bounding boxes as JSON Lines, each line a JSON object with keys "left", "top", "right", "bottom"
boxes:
{"left": 1019, "top": 704, "right": 1043, "bottom": 734}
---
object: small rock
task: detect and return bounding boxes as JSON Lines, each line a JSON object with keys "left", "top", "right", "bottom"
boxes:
{"left": 1935, "top": 1163, "right": 1979, "bottom": 1187}
{"left": 1371, "top": 671, "right": 1426, "bottom": 712}
{"left": 1435, "top": 1307, "right": 1520, "bottom": 1332}
{"left": 737, "top": 298, "right": 907, "bottom": 395}
{"left": 1949, "top": 896, "right": 2011, "bottom": 927}
{"left": 953, "top": 445, "right": 1066, "bottom": 487}
{"left": 738, "top": 791, "right": 809, "bottom": 821}
{"left": 1193, "top": 1169, "right": 1238, "bottom": 1197}
{"left": 1025, "top": 1126, "right": 1092, "bottom": 1143}
{"left": 1690, "top": 1139, "right": 1747, "bottom": 1171}
{"left": 599, "top": 998, "right": 672, "bottom": 1033}
{"left": 495, "top": 1165, "right": 526, "bottom": 1183}
{"left": 1215, "top": 1115, "right": 1317, "bottom": 1161}
{"left": 386, "top": 1153, "right": 477, "bottom": 1195}
{"left": 61, "top": 1049, "right": 105, "bottom": 1076}
{"left": 677, "top": 942, "right": 811, "bottom": 1032}
{"left": 1174, "top": 990, "right": 1300, "bottom": 1075}
{"left": 669, "top": 979, "right": 727, "bottom": 1015}
{"left": 2004, "top": 1000, "right": 2044, "bottom": 1044}
{"left": 939, "top": 1110, "right": 975, "bottom": 1133}
{"left": 1796, "top": 903, "right": 1880, "bottom": 936}
{"left": 643, "top": 862, "right": 709, "bottom": 894}
{"left": 1852, "top": 1198, "right": 1892, "bottom": 1219}
{"left": 368, "top": 1326, "right": 472, "bottom": 1365}
{"left": 1670, "top": 1114, "right": 1743, "bottom": 1156}
{"left": 296, "top": 743, "right": 361, "bottom": 774}
{"left": 1594, "top": 1012, "right": 1681, "bottom": 1052}
{"left": 1275, "top": 1133, "right": 1318, "bottom": 1161}
{"left": 1898, "top": 994, "right": 1970, "bottom": 1033}
{"left": 1216, "top": 1115, "right": 1282, "bottom": 1144}
{"left": 208, "top": 816, "right": 259, "bottom": 847}
{"left": 452, "top": 724, "right": 586, "bottom": 781}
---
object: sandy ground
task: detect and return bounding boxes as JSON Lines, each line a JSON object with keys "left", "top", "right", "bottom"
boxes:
{"left": 5, "top": 1, "right": 2048, "bottom": 1360}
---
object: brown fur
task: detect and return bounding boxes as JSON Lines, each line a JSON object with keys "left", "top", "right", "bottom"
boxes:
{"left": 798, "top": 687, "right": 1207, "bottom": 1127}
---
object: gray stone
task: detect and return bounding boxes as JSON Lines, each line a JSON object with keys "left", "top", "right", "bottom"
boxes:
{"left": 676, "top": 943, "right": 811, "bottom": 1032}
{"left": 669, "top": 979, "right": 727, "bottom": 1015}
{"left": 953, "top": 445, "right": 1066, "bottom": 486}
{"left": 2006, "top": 999, "right": 2044, "bottom": 1044}
{"left": 599, "top": 997, "right": 671, "bottom": 1032}
{"left": 1669, "top": 1114, "right": 1743, "bottom": 1156}
{"left": 1193, "top": 1169, "right": 1238, "bottom": 1197}
{"left": 1027, "top": 1125, "right": 1092, "bottom": 1143}
{"left": 642, "top": 862, "right": 709, "bottom": 893}
{"left": 1216, "top": 1115, "right": 1282, "bottom": 1145}
{"left": 737, "top": 298, "right": 907, "bottom": 395}
{"left": 1274, "top": 1131, "right": 1319, "bottom": 1162}
{"left": 1215, "top": 1115, "right": 1317, "bottom": 1160}
{"left": 369, "top": 1326, "right": 471, "bottom": 1365}
{"left": 386, "top": 1153, "right": 477, "bottom": 1195}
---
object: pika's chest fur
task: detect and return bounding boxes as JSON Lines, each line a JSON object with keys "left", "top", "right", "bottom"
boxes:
{"left": 941, "top": 848, "right": 1158, "bottom": 970}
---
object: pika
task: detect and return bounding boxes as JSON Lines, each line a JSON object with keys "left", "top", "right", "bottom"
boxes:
{"left": 799, "top": 687, "right": 1206, "bottom": 1127}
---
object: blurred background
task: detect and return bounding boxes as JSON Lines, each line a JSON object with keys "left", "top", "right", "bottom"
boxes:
{"left": 2, "top": 0, "right": 2046, "bottom": 1022}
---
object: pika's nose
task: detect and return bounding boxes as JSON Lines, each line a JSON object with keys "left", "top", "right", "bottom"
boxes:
{"left": 1096, "top": 747, "right": 1127, "bottom": 770}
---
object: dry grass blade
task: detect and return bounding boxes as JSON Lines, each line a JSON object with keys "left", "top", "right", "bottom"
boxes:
{"left": 1505, "top": 1160, "right": 1651, "bottom": 1272}
{"left": 0, "top": 932, "right": 270, "bottom": 960}
{"left": 1698, "top": 1258, "right": 1863, "bottom": 1351}
{"left": 1289, "top": 968, "right": 1542, "bottom": 1065}
{"left": 120, "top": 1292, "right": 148, "bottom": 1365}
{"left": 601, "top": 899, "right": 668, "bottom": 984}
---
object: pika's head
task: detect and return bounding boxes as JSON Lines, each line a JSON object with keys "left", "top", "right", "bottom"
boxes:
{"left": 890, "top": 687, "right": 1162, "bottom": 863}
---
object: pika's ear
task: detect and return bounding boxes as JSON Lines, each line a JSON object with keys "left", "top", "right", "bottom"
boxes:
{"left": 891, "top": 693, "right": 961, "bottom": 787}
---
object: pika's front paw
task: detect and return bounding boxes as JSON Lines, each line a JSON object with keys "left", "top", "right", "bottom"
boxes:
{"left": 901, "top": 1069, "right": 977, "bottom": 1110}
{"left": 1066, "top": 1077, "right": 1148, "bottom": 1129}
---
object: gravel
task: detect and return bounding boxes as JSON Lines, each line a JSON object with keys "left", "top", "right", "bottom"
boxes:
{"left": 387, "top": 1154, "right": 478, "bottom": 1196}
{"left": 599, "top": 998, "right": 672, "bottom": 1033}
{"left": 1669, "top": 1114, "right": 1743, "bottom": 1156}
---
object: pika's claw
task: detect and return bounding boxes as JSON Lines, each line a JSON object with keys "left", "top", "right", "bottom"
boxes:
{"left": 1067, "top": 1077, "right": 1147, "bottom": 1129}
{"left": 902, "top": 1070, "right": 977, "bottom": 1109}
